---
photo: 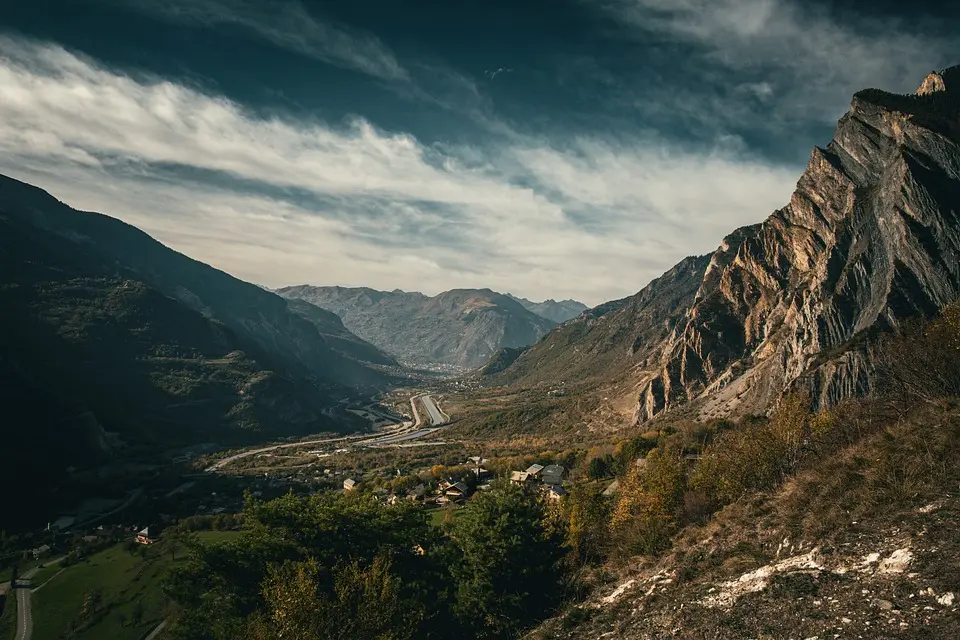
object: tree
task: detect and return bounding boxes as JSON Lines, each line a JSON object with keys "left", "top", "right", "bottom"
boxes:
{"left": 875, "top": 302, "right": 960, "bottom": 404}
{"left": 611, "top": 445, "right": 686, "bottom": 556}
{"left": 562, "top": 484, "right": 610, "bottom": 567}
{"left": 586, "top": 454, "right": 613, "bottom": 480}
{"left": 246, "top": 555, "right": 419, "bottom": 640}
{"left": 691, "top": 394, "right": 813, "bottom": 505}
{"left": 449, "top": 482, "right": 567, "bottom": 639}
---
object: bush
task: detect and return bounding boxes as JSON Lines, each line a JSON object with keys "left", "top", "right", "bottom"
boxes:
{"left": 610, "top": 445, "right": 686, "bottom": 556}
{"left": 691, "top": 394, "right": 814, "bottom": 506}
{"left": 874, "top": 302, "right": 960, "bottom": 404}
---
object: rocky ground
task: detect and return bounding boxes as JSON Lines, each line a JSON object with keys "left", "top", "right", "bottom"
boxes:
{"left": 531, "top": 406, "right": 960, "bottom": 639}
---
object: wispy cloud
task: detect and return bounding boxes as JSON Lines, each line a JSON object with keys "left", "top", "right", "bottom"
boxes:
{"left": 0, "top": 36, "right": 798, "bottom": 305}
{"left": 595, "top": 0, "right": 956, "bottom": 141}
{"left": 99, "top": 0, "right": 409, "bottom": 83}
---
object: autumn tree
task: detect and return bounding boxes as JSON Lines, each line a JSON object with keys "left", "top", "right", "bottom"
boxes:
{"left": 610, "top": 444, "right": 686, "bottom": 556}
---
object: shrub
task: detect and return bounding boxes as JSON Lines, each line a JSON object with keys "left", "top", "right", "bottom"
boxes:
{"left": 691, "top": 394, "right": 814, "bottom": 506}
{"left": 874, "top": 302, "right": 960, "bottom": 404}
{"left": 610, "top": 445, "right": 686, "bottom": 556}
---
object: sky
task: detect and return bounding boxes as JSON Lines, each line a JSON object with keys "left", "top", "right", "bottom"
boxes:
{"left": 0, "top": 1, "right": 957, "bottom": 306}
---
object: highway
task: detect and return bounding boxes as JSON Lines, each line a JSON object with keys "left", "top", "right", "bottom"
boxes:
{"left": 418, "top": 394, "right": 447, "bottom": 426}
{"left": 207, "top": 393, "right": 450, "bottom": 472}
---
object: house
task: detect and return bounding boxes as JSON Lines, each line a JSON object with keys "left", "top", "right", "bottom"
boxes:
{"left": 472, "top": 467, "right": 492, "bottom": 480}
{"left": 343, "top": 478, "right": 357, "bottom": 491}
{"left": 136, "top": 526, "right": 158, "bottom": 545}
{"left": 510, "top": 470, "right": 530, "bottom": 485}
{"left": 444, "top": 482, "right": 469, "bottom": 500}
{"left": 544, "top": 485, "right": 566, "bottom": 502}
{"left": 31, "top": 544, "right": 51, "bottom": 559}
{"left": 407, "top": 484, "right": 428, "bottom": 501}
{"left": 524, "top": 464, "right": 545, "bottom": 480}
{"left": 542, "top": 465, "right": 565, "bottom": 486}
{"left": 437, "top": 480, "right": 454, "bottom": 492}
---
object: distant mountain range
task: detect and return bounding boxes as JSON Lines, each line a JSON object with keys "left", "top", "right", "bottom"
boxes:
{"left": 494, "top": 66, "right": 960, "bottom": 424}
{"left": 0, "top": 174, "right": 397, "bottom": 519}
{"left": 276, "top": 285, "right": 560, "bottom": 369}
{"left": 505, "top": 294, "right": 587, "bottom": 324}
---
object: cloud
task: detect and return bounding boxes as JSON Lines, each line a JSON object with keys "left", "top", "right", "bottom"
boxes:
{"left": 91, "top": 0, "right": 500, "bottom": 127}
{"left": 596, "top": 0, "right": 957, "bottom": 139}
{"left": 98, "top": 0, "right": 409, "bottom": 83}
{"left": 0, "top": 36, "right": 799, "bottom": 306}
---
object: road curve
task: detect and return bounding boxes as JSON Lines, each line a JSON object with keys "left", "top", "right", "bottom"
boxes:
{"left": 208, "top": 393, "right": 450, "bottom": 471}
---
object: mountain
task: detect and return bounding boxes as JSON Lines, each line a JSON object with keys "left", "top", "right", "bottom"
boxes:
{"left": 505, "top": 294, "right": 588, "bottom": 323}
{"left": 497, "top": 66, "right": 960, "bottom": 424}
{"left": 0, "top": 173, "right": 397, "bottom": 515}
{"left": 276, "top": 285, "right": 556, "bottom": 369}
{"left": 282, "top": 297, "right": 398, "bottom": 367}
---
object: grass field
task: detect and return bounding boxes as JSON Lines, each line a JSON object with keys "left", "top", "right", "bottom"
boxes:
{"left": 29, "top": 561, "right": 65, "bottom": 588}
{"left": 31, "top": 530, "right": 244, "bottom": 640}
{"left": 428, "top": 507, "right": 460, "bottom": 528}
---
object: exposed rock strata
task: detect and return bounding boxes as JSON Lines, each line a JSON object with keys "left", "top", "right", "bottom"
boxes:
{"left": 499, "top": 66, "right": 960, "bottom": 424}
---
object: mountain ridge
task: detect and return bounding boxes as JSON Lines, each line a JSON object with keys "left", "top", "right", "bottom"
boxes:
{"left": 495, "top": 65, "right": 960, "bottom": 426}
{"left": 276, "top": 284, "right": 557, "bottom": 369}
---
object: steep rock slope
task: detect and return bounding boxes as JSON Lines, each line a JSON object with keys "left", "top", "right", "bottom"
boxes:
{"left": 277, "top": 285, "right": 556, "bottom": 369}
{"left": 505, "top": 294, "right": 588, "bottom": 323}
{"left": 498, "top": 67, "right": 960, "bottom": 424}
{"left": 636, "top": 67, "right": 960, "bottom": 421}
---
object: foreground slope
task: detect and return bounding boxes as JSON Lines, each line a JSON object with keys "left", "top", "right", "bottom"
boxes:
{"left": 499, "top": 66, "right": 960, "bottom": 424}
{"left": 277, "top": 285, "right": 556, "bottom": 369}
{"left": 533, "top": 401, "right": 960, "bottom": 640}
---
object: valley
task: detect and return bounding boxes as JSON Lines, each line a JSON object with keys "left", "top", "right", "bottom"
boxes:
{"left": 1, "top": 22, "right": 959, "bottom": 640}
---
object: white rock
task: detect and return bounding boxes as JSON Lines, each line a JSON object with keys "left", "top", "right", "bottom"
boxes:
{"left": 877, "top": 548, "right": 912, "bottom": 575}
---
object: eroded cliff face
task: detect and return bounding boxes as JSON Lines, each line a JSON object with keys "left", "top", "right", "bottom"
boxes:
{"left": 637, "top": 67, "right": 960, "bottom": 422}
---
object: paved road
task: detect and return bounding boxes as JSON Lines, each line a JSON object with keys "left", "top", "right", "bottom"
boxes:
{"left": 206, "top": 432, "right": 367, "bottom": 471}
{"left": 15, "top": 586, "right": 31, "bottom": 640}
{"left": 419, "top": 395, "right": 447, "bottom": 426}
{"left": 208, "top": 393, "right": 450, "bottom": 471}
{"left": 14, "top": 562, "right": 44, "bottom": 640}
{"left": 144, "top": 620, "right": 167, "bottom": 640}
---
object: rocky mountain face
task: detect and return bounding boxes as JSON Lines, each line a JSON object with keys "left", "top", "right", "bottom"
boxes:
{"left": 499, "top": 67, "right": 960, "bottom": 424}
{"left": 276, "top": 285, "right": 557, "bottom": 369}
{"left": 505, "top": 294, "right": 588, "bottom": 323}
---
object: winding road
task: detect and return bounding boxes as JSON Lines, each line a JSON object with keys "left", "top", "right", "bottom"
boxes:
{"left": 207, "top": 393, "right": 449, "bottom": 472}
{"left": 13, "top": 557, "right": 65, "bottom": 640}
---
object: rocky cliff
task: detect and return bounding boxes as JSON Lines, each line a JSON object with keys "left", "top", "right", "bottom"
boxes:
{"left": 499, "top": 67, "right": 960, "bottom": 424}
{"left": 276, "top": 286, "right": 556, "bottom": 370}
